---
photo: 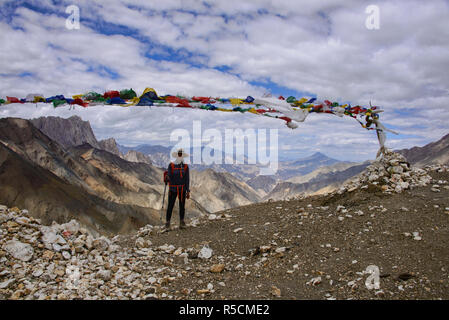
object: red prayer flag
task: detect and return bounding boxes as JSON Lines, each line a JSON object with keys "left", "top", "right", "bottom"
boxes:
{"left": 7, "top": 96, "right": 23, "bottom": 103}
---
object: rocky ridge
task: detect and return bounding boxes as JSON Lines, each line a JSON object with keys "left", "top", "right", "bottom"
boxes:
{"left": 122, "top": 150, "right": 152, "bottom": 165}
{"left": 98, "top": 138, "right": 123, "bottom": 157}
{"left": 396, "top": 133, "right": 449, "bottom": 167}
{"left": 30, "top": 116, "right": 101, "bottom": 150}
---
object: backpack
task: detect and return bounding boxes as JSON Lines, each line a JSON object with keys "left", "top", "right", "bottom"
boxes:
{"left": 170, "top": 162, "right": 188, "bottom": 178}
{"left": 163, "top": 163, "right": 188, "bottom": 183}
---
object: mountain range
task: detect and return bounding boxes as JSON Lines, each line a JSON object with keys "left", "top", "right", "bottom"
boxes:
{"left": 265, "top": 161, "right": 370, "bottom": 200}
{"left": 2, "top": 114, "right": 445, "bottom": 235}
{"left": 0, "top": 116, "right": 263, "bottom": 234}
{"left": 119, "top": 145, "right": 365, "bottom": 198}
{"left": 0, "top": 118, "right": 159, "bottom": 235}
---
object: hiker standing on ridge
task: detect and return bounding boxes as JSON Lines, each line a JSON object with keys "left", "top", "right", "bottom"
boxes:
{"left": 163, "top": 148, "right": 190, "bottom": 230}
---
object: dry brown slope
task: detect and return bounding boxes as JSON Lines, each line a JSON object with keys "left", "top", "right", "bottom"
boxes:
{"left": 396, "top": 133, "right": 449, "bottom": 166}
{"left": 190, "top": 169, "right": 261, "bottom": 213}
{"left": 0, "top": 143, "right": 159, "bottom": 235}
{"left": 143, "top": 170, "right": 449, "bottom": 299}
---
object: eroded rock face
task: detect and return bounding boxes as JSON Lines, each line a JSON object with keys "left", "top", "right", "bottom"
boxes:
{"left": 98, "top": 138, "right": 122, "bottom": 157}
{"left": 396, "top": 133, "right": 449, "bottom": 166}
{"left": 0, "top": 118, "right": 160, "bottom": 235}
{"left": 341, "top": 150, "right": 435, "bottom": 194}
{"left": 30, "top": 115, "right": 101, "bottom": 150}
{"left": 123, "top": 150, "right": 152, "bottom": 165}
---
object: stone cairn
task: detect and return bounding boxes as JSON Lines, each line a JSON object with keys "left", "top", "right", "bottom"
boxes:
{"left": 338, "top": 149, "right": 447, "bottom": 194}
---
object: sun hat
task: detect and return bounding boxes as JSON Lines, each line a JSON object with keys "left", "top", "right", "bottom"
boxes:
{"left": 171, "top": 148, "right": 189, "bottom": 158}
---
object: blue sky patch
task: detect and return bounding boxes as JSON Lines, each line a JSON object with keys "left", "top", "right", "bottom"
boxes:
{"left": 249, "top": 79, "right": 317, "bottom": 99}
{"left": 86, "top": 65, "right": 121, "bottom": 80}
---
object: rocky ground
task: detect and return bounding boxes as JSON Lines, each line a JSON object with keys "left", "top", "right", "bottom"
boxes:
{"left": 0, "top": 151, "right": 448, "bottom": 300}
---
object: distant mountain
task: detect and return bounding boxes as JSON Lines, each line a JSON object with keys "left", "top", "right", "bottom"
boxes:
{"left": 287, "top": 162, "right": 358, "bottom": 184}
{"left": 187, "top": 147, "right": 260, "bottom": 181}
{"left": 265, "top": 161, "right": 370, "bottom": 201}
{"left": 118, "top": 144, "right": 257, "bottom": 175}
{"left": 189, "top": 163, "right": 260, "bottom": 181}
{"left": 135, "top": 144, "right": 172, "bottom": 155}
{"left": 120, "top": 145, "right": 346, "bottom": 181}
{"left": 122, "top": 150, "right": 152, "bottom": 165}
{"left": 141, "top": 145, "right": 171, "bottom": 168}
{"left": 118, "top": 144, "right": 171, "bottom": 168}
{"left": 246, "top": 175, "right": 277, "bottom": 195}
{"left": 30, "top": 115, "right": 101, "bottom": 149}
{"left": 291, "top": 152, "right": 335, "bottom": 165}
{"left": 396, "top": 133, "right": 449, "bottom": 166}
{"left": 117, "top": 143, "right": 133, "bottom": 155}
{"left": 275, "top": 152, "right": 342, "bottom": 180}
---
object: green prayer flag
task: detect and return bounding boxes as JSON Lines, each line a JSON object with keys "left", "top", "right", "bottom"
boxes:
{"left": 120, "top": 89, "right": 137, "bottom": 100}
{"left": 286, "top": 96, "right": 297, "bottom": 103}
{"left": 53, "top": 99, "right": 66, "bottom": 108}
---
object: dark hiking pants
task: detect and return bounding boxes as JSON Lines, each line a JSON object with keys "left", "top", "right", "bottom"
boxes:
{"left": 166, "top": 189, "right": 186, "bottom": 223}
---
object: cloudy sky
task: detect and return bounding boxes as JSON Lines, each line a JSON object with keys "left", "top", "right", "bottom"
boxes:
{"left": 0, "top": 0, "right": 448, "bottom": 163}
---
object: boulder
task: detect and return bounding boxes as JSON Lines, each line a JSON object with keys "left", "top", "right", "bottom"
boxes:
{"left": 96, "top": 269, "right": 112, "bottom": 281}
{"left": 0, "top": 278, "right": 15, "bottom": 289}
{"left": 198, "top": 246, "right": 213, "bottom": 259}
{"left": 4, "top": 240, "right": 34, "bottom": 262}
{"left": 60, "top": 220, "right": 80, "bottom": 235}
{"left": 41, "top": 226, "right": 66, "bottom": 250}
{"left": 92, "top": 237, "right": 110, "bottom": 251}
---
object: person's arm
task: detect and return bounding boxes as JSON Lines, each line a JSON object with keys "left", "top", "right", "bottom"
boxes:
{"left": 186, "top": 165, "right": 190, "bottom": 192}
{"left": 186, "top": 165, "right": 190, "bottom": 198}
{"left": 166, "top": 164, "right": 172, "bottom": 184}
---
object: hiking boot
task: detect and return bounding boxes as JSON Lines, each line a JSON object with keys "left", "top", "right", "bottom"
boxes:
{"left": 164, "top": 222, "right": 171, "bottom": 231}
{"left": 179, "top": 220, "right": 186, "bottom": 229}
